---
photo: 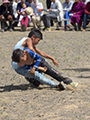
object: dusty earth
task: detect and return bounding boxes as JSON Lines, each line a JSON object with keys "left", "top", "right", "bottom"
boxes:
{"left": 0, "top": 24, "right": 90, "bottom": 120}
{"left": 0, "top": 0, "right": 90, "bottom": 120}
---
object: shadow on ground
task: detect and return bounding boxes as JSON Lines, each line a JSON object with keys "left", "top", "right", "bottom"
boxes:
{"left": 0, "top": 84, "right": 56, "bottom": 92}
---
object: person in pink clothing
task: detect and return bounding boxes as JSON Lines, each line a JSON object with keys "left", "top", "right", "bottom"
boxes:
{"left": 71, "top": 0, "right": 85, "bottom": 31}
{"left": 19, "top": 3, "right": 31, "bottom": 31}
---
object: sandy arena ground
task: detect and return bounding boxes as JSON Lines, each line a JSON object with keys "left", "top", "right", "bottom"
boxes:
{"left": 0, "top": 0, "right": 90, "bottom": 120}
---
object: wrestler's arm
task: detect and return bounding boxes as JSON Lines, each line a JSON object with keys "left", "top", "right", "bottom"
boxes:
{"left": 25, "top": 38, "right": 36, "bottom": 53}
{"left": 35, "top": 47, "right": 59, "bottom": 66}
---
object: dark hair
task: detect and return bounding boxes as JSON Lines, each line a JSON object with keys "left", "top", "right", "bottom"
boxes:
{"left": 28, "top": 29, "right": 43, "bottom": 40}
{"left": 12, "top": 49, "right": 24, "bottom": 63}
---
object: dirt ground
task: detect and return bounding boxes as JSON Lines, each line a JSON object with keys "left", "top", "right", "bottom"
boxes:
{"left": 0, "top": 23, "right": 90, "bottom": 120}
{"left": 0, "top": 0, "right": 90, "bottom": 120}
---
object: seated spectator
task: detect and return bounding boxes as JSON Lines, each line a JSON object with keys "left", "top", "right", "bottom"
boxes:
{"left": 31, "top": 0, "right": 44, "bottom": 29}
{"left": 83, "top": 1, "right": 90, "bottom": 31}
{"left": 70, "top": 0, "right": 85, "bottom": 31}
{"left": 41, "top": 0, "right": 63, "bottom": 31}
{"left": 9, "top": 0, "right": 18, "bottom": 20}
{"left": 9, "top": 0, "right": 18, "bottom": 29}
{"left": 82, "top": 0, "right": 90, "bottom": 5}
{"left": 63, "top": 0, "right": 74, "bottom": 30}
{"left": 46, "top": 0, "right": 53, "bottom": 26}
{"left": 0, "top": 0, "right": 13, "bottom": 32}
{"left": 17, "top": 3, "right": 32, "bottom": 31}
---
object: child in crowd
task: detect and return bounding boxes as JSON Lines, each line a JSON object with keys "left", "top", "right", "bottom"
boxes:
{"left": 12, "top": 48, "right": 78, "bottom": 89}
{"left": 17, "top": 3, "right": 31, "bottom": 26}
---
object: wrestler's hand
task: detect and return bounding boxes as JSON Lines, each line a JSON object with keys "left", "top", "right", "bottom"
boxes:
{"left": 43, "top": 67, "right": 47, "bottom": 72}
{"left": 30, "top": 68, "right": 36, "bottom": 75}
{"left": 52, "top": 59, "right": 59, "bottom": 66}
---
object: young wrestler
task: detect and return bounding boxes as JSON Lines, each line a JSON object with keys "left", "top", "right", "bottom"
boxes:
{"left": 12, "top": 49, "right": 78, "bottom": 89}
{"left": 11, "top": 29, "right": 61, "bottom": 88}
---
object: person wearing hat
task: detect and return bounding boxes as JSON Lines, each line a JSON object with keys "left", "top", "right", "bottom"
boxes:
{"left": 0, "top": 0, "right": 13, "bottom": 32}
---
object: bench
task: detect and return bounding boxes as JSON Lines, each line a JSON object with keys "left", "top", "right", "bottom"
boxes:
{"left": 53, "top": 18, "right": 70, "bottom": 30}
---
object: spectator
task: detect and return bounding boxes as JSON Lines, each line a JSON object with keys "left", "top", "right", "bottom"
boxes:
{"left": 63, "top": 0, "right": 74, "bottom": 30}
{"left": 46, "top": 0, "right": 53, "bottom": 26}
{"left": 42, "top": 0, "right": 63, "bottom": 31}
{"left": 83, "top": 1, "right": 90, "bottom": 31}
{"left": 46, "top": 0, "right": 51, "bottom": 9}
{"left": 71, "top": 0, "right": 85, "bottom": 31}
{"left": 17, "top": 0, "right": 30, "bottom": 16}
{"left": 9, "top": 0, "right": 18, "bottom": 29}
{"left": 17, "top": 3, "right": 32, "bottom": 31}
{"left": 0, "top": 0, "right": 13, "bottom": 32}
{"left": 82, "top": 0, "right": 90, "bottom": 5}
{"left": 17, "top": 0, "right": 30, "bottom": 30}
{"left": 31, "top": 0, "right": 44, "bottom": 29}
{"left": 9, "top": 0, "right": 18, "bottom": 20}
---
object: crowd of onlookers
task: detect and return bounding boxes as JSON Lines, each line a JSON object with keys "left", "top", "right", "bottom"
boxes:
{"left": 0, "top": 0, "right": 90, "bottom": 32}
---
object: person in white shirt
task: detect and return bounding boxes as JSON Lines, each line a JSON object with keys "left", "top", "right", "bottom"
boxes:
{"left": 41, "top": 0, "right": 63, "bottom": 31}
{"left": 63, "top": 0, "right": 74, "bottom": 30}
{"left": 82, "top": 0, "right": 90, "bottom": 5}
{"left": 30, "top": 0, "right": 44, "bottom": 29}
{"left": 9, "top": 0, "right": 18, "bottom": 29}
{"left": 9, "top": 0, "right": 18, "bottom": 20}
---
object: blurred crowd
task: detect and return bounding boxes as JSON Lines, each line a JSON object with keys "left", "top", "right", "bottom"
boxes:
{"left": 0, "top": 0, "right": 90, "bottom": 32}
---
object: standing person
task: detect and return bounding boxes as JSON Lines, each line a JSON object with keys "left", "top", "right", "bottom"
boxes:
{"left": 70, "top": 0, "right": 85, "bottom": 31}
{"left": 0, "top": 0, "right": 13, "bottom": 32}
{"left": 41, "top": 0, "right": 63, "bottom": 31}
{"left": 83, "top": 1, "right": 90, "bottom": 31}
{"left": 12, "top": 48, "right": 78, "bottom": 89}
{"left": 46, "top": 0, "right": 51, "bottom": 9}
{"left": 63, "top": 0, "right": 74, "bottom": 30}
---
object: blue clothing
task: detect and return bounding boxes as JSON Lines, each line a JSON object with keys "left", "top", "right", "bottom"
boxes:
{"left": 22, "top": 49, "right": 42, "bottom": 70}
{"left": 64, "top": 11, "right": 72, "bottom": 26}
{"left": 21, "top": 49, "right": 72, "bottom": 85}
{"left": 63, "top": 1, "right": 74, "bottom": 27}
{"left": 15, "top": 69, "right": 58, "bottom": 88}
{"left": 17, "top": 2, "right": 30, "bottom": 11}
{"left": 12, "top": 37, "right": 28, "bottom": 70}
{"left": 83, "top": 14, "right": 90, "bottom": 29}
{"left": 11, "top": 37, "right": 59, "bottom": 88}
{"left": 63, "top": 1, "right": 74, "bottom": 12}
